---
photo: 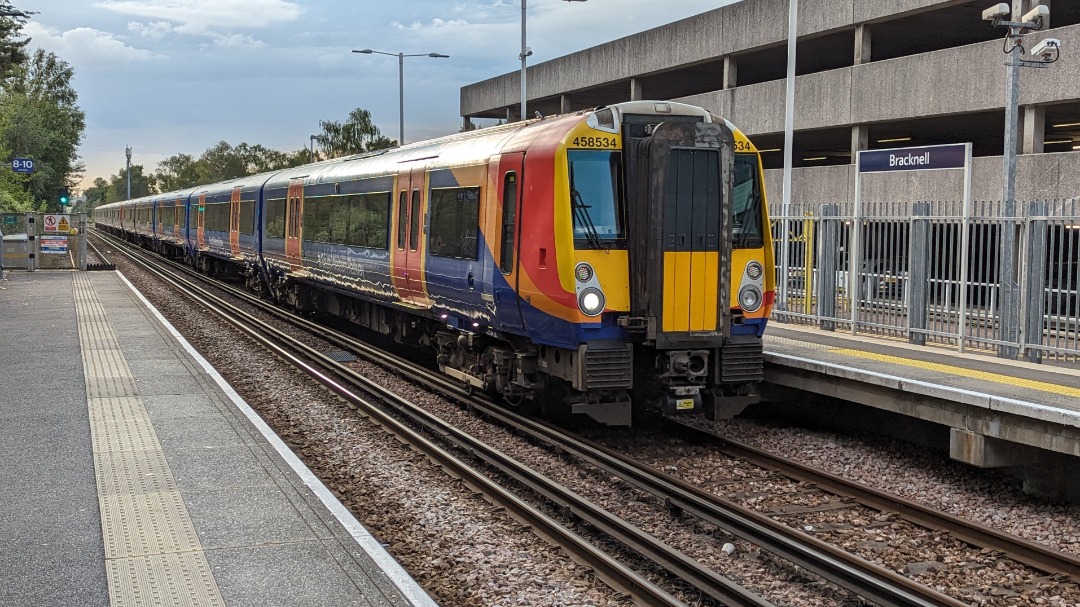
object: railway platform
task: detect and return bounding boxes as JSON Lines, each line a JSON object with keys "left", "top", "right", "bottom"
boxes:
{"left": 762, "top": 323, "right": 1080, "bottom": 500}
{"left": 0, "top": 270, "right": 437, "bottom": 607}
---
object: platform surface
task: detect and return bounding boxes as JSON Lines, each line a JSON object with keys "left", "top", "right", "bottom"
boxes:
{"left": 0, "top": 271, "right": 436, "bottom": 607}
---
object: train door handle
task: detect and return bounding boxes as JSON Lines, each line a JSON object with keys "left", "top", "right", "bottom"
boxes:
{"left": 468, "top": 271, "right": 475, "bottom": 289}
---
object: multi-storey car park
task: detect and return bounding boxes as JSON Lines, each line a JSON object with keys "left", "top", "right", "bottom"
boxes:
{"left": 460, "top": 0, "right": 1080, "bottom": 365}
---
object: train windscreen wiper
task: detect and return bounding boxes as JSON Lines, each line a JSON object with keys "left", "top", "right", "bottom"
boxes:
{"left": 736, "top": 185, "right": 762, "bottom": 249}
{"left": 571, "top": 186, "right": 608, "bottom": 250}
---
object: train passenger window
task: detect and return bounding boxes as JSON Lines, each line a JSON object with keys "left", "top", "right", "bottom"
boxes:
{"left": 239, "top": 199, "right": 256, "bottom": 235}
{"left": 265, "top": 197, "right": 286, "bottom": 238}
{"left": 397, "top": 191, "right": 407, "bottom": 250}
{"left": 303, "top": 197, "right": 333, "bottom": 243}
{"left": 429, "top": 186, "right": 480, "bottom": 261}
{"left": 567, "top": 150, "right": 625, "bottom": 249}
{"left": 205, "top": 201, "right": 230, "bottom": 232}
{"left": 732, "top": 153, "right": 764, "bottom": 249}
{"left": 345, "top": 192, "right": 390, "bottom": 249}
{"left": 409, "top": 190, "right": 420, "bottom": 252}
{"left": 161, "top": 203, "right": 174, "bottom": 228}
{"left": 500, "top": 173, "right": 517, "bottom": 273}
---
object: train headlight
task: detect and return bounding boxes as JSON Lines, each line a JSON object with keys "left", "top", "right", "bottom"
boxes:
{"left": 739, "top": 285, "right": 762, "bottom": 312}
{"left": 575, "top": 263, "right": 594, "bottom": 283}
{"left": 579, "top": 287, "right": 605, "bottom": 317}
{"left": 746, "top": 261, "right": 763, "bottom": 281}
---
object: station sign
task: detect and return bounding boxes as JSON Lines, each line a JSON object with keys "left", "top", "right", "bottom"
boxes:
{"left": 11, "top": 158, "right": 34, "bottom": 174}
{"left": 858, "top": 143, "right": 968, "bottom": 174}
{"left": 40, "top": 235, "right": 68, "bottom": 254}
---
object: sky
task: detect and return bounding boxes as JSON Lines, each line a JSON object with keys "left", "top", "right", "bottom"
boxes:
{"left": 20, "top": 0, "right": 734, "bottom": 192}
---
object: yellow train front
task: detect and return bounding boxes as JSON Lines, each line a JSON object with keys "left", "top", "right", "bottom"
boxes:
{"left": 502, "top": 101, "right": 774, "bottom": 425}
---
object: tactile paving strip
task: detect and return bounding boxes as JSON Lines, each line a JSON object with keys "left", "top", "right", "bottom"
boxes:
{"left": 74, "top": 274, "right": 224, "bottom": 606}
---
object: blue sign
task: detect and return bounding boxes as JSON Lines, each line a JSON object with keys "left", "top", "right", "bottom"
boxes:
{"left": 858, "top": 144, "right": 968, "bottom": 173}
{"left": 11, "top": 158, "right": 34, "bottom": 174}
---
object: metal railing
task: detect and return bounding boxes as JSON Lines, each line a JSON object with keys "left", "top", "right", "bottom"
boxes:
{"left": 771, "top": 198, "right": 1080, "bottom": 363}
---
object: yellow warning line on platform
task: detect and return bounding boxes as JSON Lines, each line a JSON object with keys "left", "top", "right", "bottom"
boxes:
{"left": 828, "top": 348, "right": 1080, "bottom": 399}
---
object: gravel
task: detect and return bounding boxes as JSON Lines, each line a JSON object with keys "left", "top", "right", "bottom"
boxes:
{"left": 105, "top": 235, "right": 1080, "bottom": 606}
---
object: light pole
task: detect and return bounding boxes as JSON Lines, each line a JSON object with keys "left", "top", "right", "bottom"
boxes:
{"left": 309, "top": 134, "right": 320, "bottom": 162}
{"left": 520, "top": 0, "right": 588, "bottom": 122}
{"left": 352, "top": 49, "right": 449, "bottom": 146}
{"left": 983, "top": 2, "right": 1060, "bottom": 358}
{"left": 125, "top": 145, "right": 132, "bottom": 200}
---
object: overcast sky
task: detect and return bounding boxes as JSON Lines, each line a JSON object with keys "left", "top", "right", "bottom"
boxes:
{"left": 22, "top": 0, "right": 733, "bottom": 191}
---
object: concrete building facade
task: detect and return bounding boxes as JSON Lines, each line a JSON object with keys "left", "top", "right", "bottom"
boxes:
{"left": 459, "top": 0, "right": 1080, "bottom": 206}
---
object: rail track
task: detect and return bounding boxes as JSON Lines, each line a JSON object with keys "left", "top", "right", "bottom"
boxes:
{"left": 95, "top": 228, "right": 1080, "bottom": 606}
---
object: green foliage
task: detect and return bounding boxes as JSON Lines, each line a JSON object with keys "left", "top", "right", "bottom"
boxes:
{"left": 0, "top": 46, "right": 86, "bottom": 213}
{"left": 154, "top": 141, "right": 315, "bottom": 191}
{"left": 0, "top": 3, "right": 30, "bottom": 79}
{"left": 316, "top": 108, "right": 397, "bottom": 158}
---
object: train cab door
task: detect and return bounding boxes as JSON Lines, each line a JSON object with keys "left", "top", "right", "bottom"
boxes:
{"left": 229, "top": 186, "right": 242, "bottom": 257}
{"left": 196, "top": 194, "right": 206, "bottom": 250}
{"left": 489, "top": 153, "right": 527, "bottom": 333}
{"left": 391, "top": 168, "right": 431, "bottom": 308}
{"left": 285, "top": 179, "right": 304, "bottom": 271}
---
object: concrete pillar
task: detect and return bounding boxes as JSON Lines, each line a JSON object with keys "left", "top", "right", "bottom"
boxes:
{"left": 854, "top": 24, "right": 871, "bottom": 65}
{"left": 722, "top": 56, "right": 738, "bottom": 89}
{"left": 506, "top": 106, "right": 517, "bottom": 123}
{"left": 560, "top": 94, "right": 572, "bottom": 114}
{"left": 630, "top": 78, "right": 644, "bottom": 101}
{"left": 462, "top": 117, "right": 474, "bottom": 132}
{"left": 1020, "top": 105, "right": 1045, "bottom": 154}
{"left": 850, "top": 124, "right": 869, "bottom": 157}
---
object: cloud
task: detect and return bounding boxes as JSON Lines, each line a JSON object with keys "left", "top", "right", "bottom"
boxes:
{"left": 95, "top": 0, "right": 303, "bottom": 33}
{"left": 128, "top": 21, "right": 174, "bottom": 40}
{"left": 24, "top": 22, "right": 164, "bottom": 68}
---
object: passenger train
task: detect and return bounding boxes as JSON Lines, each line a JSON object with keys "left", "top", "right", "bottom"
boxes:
{"left": 96, "top": 101, "right": 774, "bottom": 425}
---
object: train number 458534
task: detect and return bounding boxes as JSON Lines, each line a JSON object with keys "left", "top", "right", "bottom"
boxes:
{"left": 571, "top": 135, "right": 619, "bottom": 149}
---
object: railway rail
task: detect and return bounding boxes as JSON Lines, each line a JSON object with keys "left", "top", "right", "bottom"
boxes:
{"left": 95, "top": 228, "right": 1074, "bottom": 606}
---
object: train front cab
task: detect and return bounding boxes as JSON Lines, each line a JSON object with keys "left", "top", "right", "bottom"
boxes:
{"left": 547, "top": 103, "right": 773, "bottom": 425}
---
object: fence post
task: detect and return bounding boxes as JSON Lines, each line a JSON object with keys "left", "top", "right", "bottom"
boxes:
{"left": 0, "top": 223, "right": 5, "bottom": 280}
{"left": 818, "top": 204, "right": 840, "bottom": 331}
{"left": 77, "top": 213, "right": 88, "bottom": 271}
{"left": 1023, "top": 200, "right": 1048, "bottom": 364}
{"left": 908, "top": 202, "right": 931, "bottom": 346}
{"left": 25, "top": 212, "right": 36, "bottom": 272}
{"left": 998, "top": 201, "right": 1021, "bottom": 359}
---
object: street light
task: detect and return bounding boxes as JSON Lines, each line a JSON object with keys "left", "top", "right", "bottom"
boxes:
{"left": 309, "top": 134, "right": 321, "bottom": 163}
{"left": 520, "top": 0, "right": 588, "bottom": 122}
{"left": 983, "top": 3, "right": 1061, "bottom": 359}
{"left": 125, "top": 145, "right": 132, "bottom": 201}
{"left": 352, "top": 49, "right": 449, "bottom": 146}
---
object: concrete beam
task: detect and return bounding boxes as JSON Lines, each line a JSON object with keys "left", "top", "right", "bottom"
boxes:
{"left": 854, "top": 23, "right": 871, "bottom": 65}
{"left": 949, "top": 428, "right": 1029, "bottom": 468}
{"left": 1021, "top": 105, "right": 1046, "bottom": 154}
{"left": 723, "top": 56, "right": 738, "bottom": 89}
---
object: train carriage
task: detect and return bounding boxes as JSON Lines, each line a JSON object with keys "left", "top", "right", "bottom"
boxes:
{"left": 96, "top": 100, "right": 774, "bottom": 426}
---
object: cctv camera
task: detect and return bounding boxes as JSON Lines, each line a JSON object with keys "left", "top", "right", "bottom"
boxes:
{"left": 1030, "top": 37, "right": 1061, "bottom": 59}
{"left": 1021, "top": 4, "right": 1049, "bottom": 25}
{"left": 983, "top": 2, "right": 1010, "bottom": 21}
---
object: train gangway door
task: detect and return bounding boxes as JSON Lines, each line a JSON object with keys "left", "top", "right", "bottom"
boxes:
{"left": 284, "top": 179, "right": 303, "bottom": 271}
{"left": 391, "top": 168, "right": 431, "bottom": 308}
{"left": 662, "top": 148, "right": 721, "bottom": 333}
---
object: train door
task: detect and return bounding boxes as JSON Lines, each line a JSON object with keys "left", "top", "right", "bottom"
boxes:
{"left": 285, "top": 179, "right": 304, "bottom": 270}
{"left": 391, "top": 168, "right": 430, "bottom": 307}
{"left": 489, "top": 153, "right": 526, "bottom": 333}
{"left": 196, "top": 194, "right": 206, "bottom": 250}
{"left": 229, "top": 186, "right": 242, "bottom": 257}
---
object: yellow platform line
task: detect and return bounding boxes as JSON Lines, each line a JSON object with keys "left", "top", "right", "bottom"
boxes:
{"left": 828, "top": 348, "right": 1080, "bottom": 399}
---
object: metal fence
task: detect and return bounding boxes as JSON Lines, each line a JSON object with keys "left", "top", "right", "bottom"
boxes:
{"left": 771, "top": 198, "right": 1080, "bottom": 363}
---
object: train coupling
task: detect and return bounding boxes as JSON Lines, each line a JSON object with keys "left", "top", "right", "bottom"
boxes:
{"left": 663, "top": 385, "right": 702, "bottom": 415}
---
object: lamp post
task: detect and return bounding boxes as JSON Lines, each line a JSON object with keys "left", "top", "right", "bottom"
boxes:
{"left": 309, "top": 134, "right": 320, "bottom": 162}
{"left": 520, "top": 0, "right": 588, "bottom": 122}
{"left": 352, "top": 49, "right": 449, "bottom": 146}
{"left": 125, "top": 145, "right": 132, "bottom": 201}
{"left": 983, "top": 3, "right": 1060, "bottom": 359}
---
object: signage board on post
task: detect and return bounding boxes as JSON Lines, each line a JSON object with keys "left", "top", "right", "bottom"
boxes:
{"left": 40, "top": 235, "right": 68, "bottom": 254}
{"left": 11, "top": 158, "right": 34, "bottom": 174}
{"left": 857, "top": 143, "right": 968, "bottom": 174}
{"left": 42, "top": 214, "right": 71, "bottom": 233}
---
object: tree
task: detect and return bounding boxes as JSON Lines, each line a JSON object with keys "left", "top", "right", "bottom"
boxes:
{"left": 154, "top": 152, "right": 199, "bottom": 191}
{"left": 0, "top": 49, "right": 85, "bottom": 211}
{"left": 316, "top": 108, "right": 396, "bottom": 158}
{"left": 0, "top": 3, "right": 30, "bottom": 79}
